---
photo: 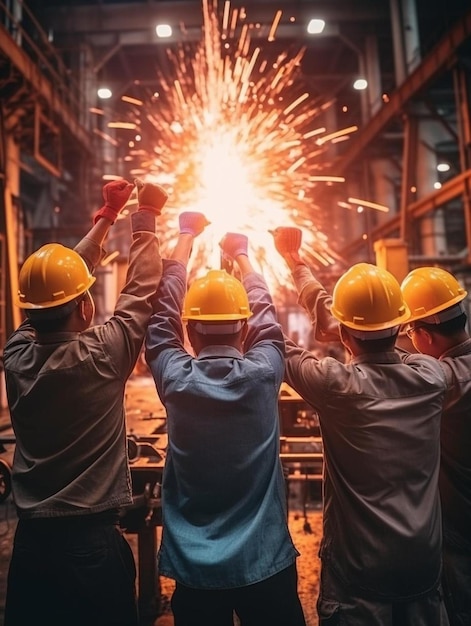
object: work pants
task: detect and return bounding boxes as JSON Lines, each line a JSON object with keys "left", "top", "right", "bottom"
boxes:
{"left": 171, "top": 562, "right": 307, "bottom": 626}
{"left": 317, "top": 563, "right": 450, "bottom": 625}
{"left": 5, "top": 513, "right": 138, "bottom": 626}
{"left": 442, "top": 525, "right": 471, "bottom": 626}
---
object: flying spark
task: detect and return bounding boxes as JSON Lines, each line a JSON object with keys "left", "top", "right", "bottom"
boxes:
{"left": 114, "top": 0, "right": 357, "bottom": 286}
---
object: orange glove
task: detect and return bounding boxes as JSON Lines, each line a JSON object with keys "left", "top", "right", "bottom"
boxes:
{"left": 136, "top": 179, "right": 168, "bottom": 215}
{"left": 94, "top": 179, "right": 134, "bottom": 224}
{"left": 271, "top": 227, "right": 302, "bottom": 256}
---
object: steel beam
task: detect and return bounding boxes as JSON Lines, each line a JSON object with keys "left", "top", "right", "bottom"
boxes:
{"left": 336, "top": 8, "right": 471, "bottom": 175}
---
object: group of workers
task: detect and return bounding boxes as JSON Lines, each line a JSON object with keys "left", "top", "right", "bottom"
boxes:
{"left": 1, "top": 178, "right": 469, "bottom": 626}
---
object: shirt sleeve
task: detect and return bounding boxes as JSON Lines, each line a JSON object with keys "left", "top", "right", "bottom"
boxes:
{"left": 145, "top": 259, "right": 187, "bottom": 382}
{"left": 292, "top": 265, "right": 341, "bottom": 343}
{"left": 242, "top": 271, "right": 285, "bottom": 379}
{"left": 283, "top": 333, "right": 330, "bottom": 411}
{"left": 90, "top": 210, "right": 163, "bottom": 379}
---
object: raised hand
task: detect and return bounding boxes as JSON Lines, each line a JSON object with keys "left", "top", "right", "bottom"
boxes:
{"left": 219, "top": 233, "right": 248, "bottom": 260}
{"left": 94, "top": 179, "right": 134, "bottom": 224}
{"left": 270, "top": 227, "right": 302, "bottom": 257}
{"left": 136, "top": 179, "right": 169, "bottom": 215}
{"left": 179, "top": 212, "right": 210, "bottom": 237}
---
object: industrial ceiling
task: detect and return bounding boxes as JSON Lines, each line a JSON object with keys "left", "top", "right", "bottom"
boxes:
{"left": 1, "top": 0, "right": 471, "bottom": 316}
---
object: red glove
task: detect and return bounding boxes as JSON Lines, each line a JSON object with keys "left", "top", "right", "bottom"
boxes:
{"left": 271, "top": 227, "right": 302, "bottom": 256}
{"left": 219, "top": 233, "right": 248, "bottom": 260}
{"left": 179, "top": 212, "right": 210, "bottom": 236}
{"left": 136, "top": 179, "right": 168, "bottom": 215}
{"left": 94, "top": 179, "right": 134, "bottom": 224}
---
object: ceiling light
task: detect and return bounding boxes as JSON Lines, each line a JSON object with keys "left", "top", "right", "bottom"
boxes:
{"left": 437, "top": 162, "right": 450, "bottom": 172}
{"left": 97, "top": 87, "right": 112, "bottom": 99}
{"left": 353, "top": 78, "right": 368, "bottom": 90}
{"left": 156, "top": 24, "right": 172, "bottom": 38}
{"left": 307, "top": 19, "right": 325, "bottom": 34}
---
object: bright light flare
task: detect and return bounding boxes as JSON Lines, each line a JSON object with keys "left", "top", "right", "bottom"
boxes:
{"left": 117, "top": 0, "right": 351, "bottom": 288}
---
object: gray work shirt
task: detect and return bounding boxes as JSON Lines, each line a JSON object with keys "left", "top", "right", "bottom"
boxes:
{"left": 284, "top": 265, "right": 447, "bottom": 600}
{"left": 3, "top": 211, "right": 162, "bottom": 518}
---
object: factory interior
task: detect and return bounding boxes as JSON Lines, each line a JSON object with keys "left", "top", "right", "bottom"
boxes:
{"left": 1, "top": 0, "right": 471, "bottom": 346}
{"left": 1, "top": 0, "right": 471, "bottom": 624}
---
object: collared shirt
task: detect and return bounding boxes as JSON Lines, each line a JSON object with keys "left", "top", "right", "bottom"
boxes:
{"left": 437, "top": 339, "right": 471, "bottom": 539}
{"left": 145, "top": 260, "right": 299, "bottom": 589}
{"left": 3, "top": 211, "right": 162, "bottom": 518}
{"left": 285, "top": 265, "right": 447, "bottom": 600}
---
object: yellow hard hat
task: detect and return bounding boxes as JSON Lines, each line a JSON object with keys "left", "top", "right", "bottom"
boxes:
{"left": 16, "top": 243, "right": 96, "bottom": 309}
{"left": 331, "top": 262, "right": 410, "bottom": 336}
{"left": 182, "top": 269, "right": 252, "bottom": 322}
{"left": 401, "top": 266, "right": 467, "bottom": 323}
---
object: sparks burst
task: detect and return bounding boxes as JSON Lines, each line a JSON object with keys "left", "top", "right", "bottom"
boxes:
{"left": 122, "top": 0, "right": 353, "bottom": 287}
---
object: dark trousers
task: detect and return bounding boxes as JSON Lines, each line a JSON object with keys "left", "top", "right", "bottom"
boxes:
{"left": 317, "top": 563, "right": 449, "bottom": 626}
{"left": 5, "top": 514, "right": 139, "bottom": 626}
{"left": 442, "top": 526, "right": 471, "bottom": 626}
{"left": 171, "top": 562, "right": 307, "bottom": 626}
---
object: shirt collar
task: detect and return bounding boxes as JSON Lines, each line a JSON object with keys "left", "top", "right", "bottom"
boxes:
{"left": 351, "top": 351, "right": 402, "bottom": 365}
{"left": 440, "top": 337, "right": 471, "bottom": 359}
{"left": 197, "top": 345, "right": 244, "bottom": 360}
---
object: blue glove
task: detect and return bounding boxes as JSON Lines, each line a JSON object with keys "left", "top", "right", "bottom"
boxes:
{"left": 219, "top": 233, "right": 248, "bottom": 260}
{"left": 179, "top": 212, "right": 210, "bottom": 236}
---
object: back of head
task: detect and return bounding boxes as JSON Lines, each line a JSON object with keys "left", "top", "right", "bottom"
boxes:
{"left": 16, "top": 243, "right": 96, "bottom": 326}
{"left": 401, "top": 266, "right": 467, "bottom": 325}
{"left": 331, "top": 262, "right": 410, "bottom": 340}
{"left": 183, "top": 269, "right": 252, "bottom": 336}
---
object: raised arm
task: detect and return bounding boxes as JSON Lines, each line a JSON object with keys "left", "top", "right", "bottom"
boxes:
{"left": 170, "top": 211, "right": 211, "bottom": 266}
{"left": 219, "top": 232, "right": 284, "bottom": 358}
{"left": 271, "top": 226, "right": 340, "bottom": 343}
{"left": 75, "top": 178, "right": 136, "bottom": 269}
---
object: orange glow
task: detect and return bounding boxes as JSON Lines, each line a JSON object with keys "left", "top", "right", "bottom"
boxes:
{"left": 117, "top": 0, "right": 355, "bottom": 286}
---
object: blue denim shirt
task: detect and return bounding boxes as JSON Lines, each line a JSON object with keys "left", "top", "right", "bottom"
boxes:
{"left": 145, "top": 260, "right": 299, "bottom": 589}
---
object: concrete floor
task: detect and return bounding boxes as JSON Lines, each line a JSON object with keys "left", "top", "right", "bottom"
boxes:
{"left": 0, "top": 374, "right": 322, "bottom": 626}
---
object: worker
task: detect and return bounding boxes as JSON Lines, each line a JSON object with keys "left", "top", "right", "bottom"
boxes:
{"left": 401, "top": 266, "right": 471, "bottom": 626}
{"left": 144, "top": 213, "right": 306, "bottom": 626}
{"left": 271, "top": 226, "right": 450, "bottom": 625}
{"left": 3, "top": 178, "right": 167, "bottom": 626}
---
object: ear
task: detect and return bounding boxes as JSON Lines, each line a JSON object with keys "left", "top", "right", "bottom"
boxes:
{"left": 339, "top": 325, "right": 354, "bottom": 355}
{"left": 421, "top": 328, "right": 433, "bottom": 346}
{"left": 78, "top": 298, "right": 87, "bottom": 321}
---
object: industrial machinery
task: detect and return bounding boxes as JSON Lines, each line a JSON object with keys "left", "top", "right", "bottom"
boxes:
{"left": 277, "top": 383, "right": 324, "bottom": 507}
{"left": 120, "top": 433, "right": 166, "bottom": 621}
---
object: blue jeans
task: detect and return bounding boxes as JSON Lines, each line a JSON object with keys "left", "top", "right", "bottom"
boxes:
{"left": 5, "top": 513, "right": 138, "bottom": 626}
